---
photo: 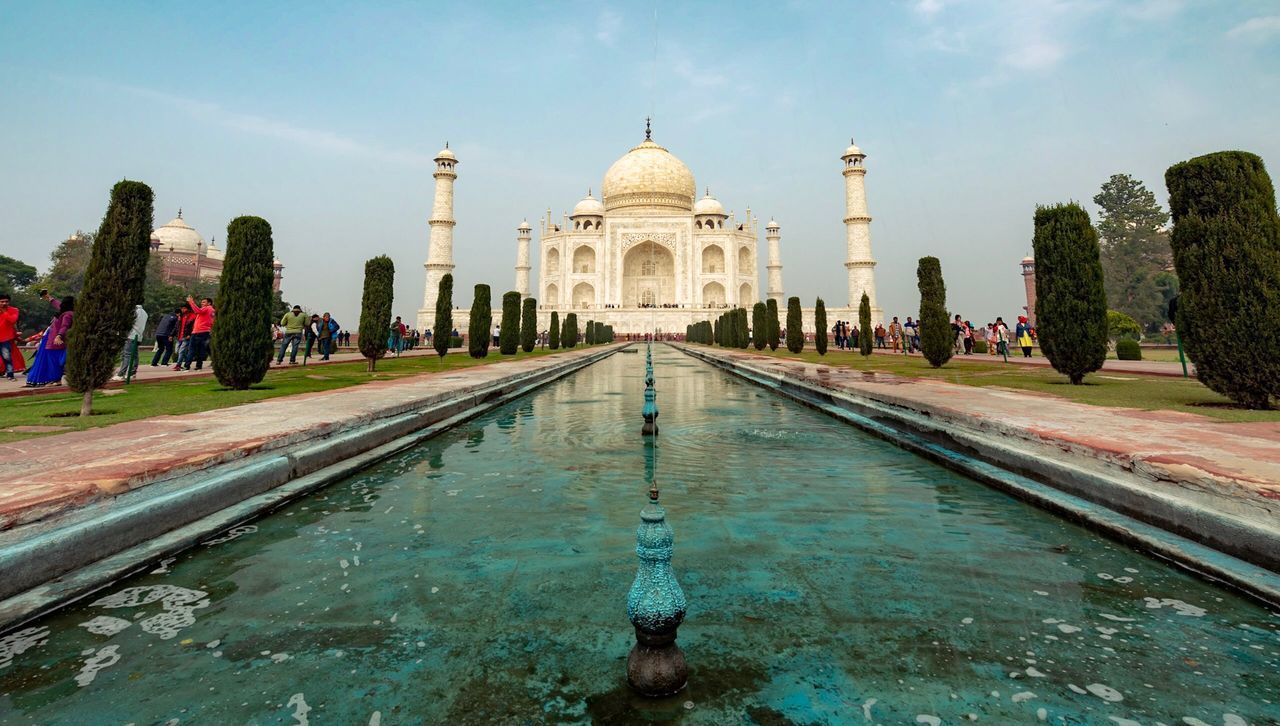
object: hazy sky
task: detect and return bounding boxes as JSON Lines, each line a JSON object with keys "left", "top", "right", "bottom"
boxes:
{"left": 2, "top": 0, "right": 1278, "bottom": 326}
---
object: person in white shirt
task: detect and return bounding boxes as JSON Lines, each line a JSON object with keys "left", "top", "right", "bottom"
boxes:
{"left": 112, "top": 304, "right": 149, "bottom": 381}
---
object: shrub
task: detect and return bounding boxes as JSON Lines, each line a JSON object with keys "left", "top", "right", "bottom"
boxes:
{"left": 858, "top": 292, "right": 873, "bottom": 356}
{"left": 786, "top": 297, "right": 803, "bottom": 353}
{"left": 549, "top": 311, "right": 560, "bottom": 349}
{"left": 766, "top": 298, "right": 780, "bottom": 351}
{"left": 917, "top": 256, "right": 953, "bottom": 368}
{"left": 814, "top": 298, "right": 828, "bottom": 355}
{"left": 468, "top": 284, "right": 492, "bottom": 358}
{"left": 499, "top": 291, "right": 520, "bottom": 355}
{"left": 520, "top": 298, "right": 537, "bottom": 352}
{"left": 1107, "top": 310, "right": 1142, "bottom": 341}
{"left": 1033, "top": 203, "right": 1109, "bottom": 384}
{"left": 1115, "top": 338, "right": 1142, "bottom": 360}
{"left": 973, "top": 340, "right": 989, "bottom": 354}
{"left": 357, "top": 255, "right": 394, "bottom": 371}
{"left": 433, "top": 273, "right": 453, "bottom": 360}
{"left": 752, "top": 302, "right": 766, "bottom": 350}
{"left": 66, "top": 180, "right": 155, "bottom": 415}
{"left": 1166, "top": 151, "right": 1280, "bottom": 409}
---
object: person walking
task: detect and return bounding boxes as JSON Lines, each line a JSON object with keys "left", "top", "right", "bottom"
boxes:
{"left": 317, "top": 312, "right": 335, "bottom": 360}
{"left": 185, "top": 295, "right": 215, "bottom": 370}
{"left": 389, "top": 316, "right": 406, "bottom": 355}
{"left": 874, "top": 323, "right": 886, "bottom": 349}
{"left": 0, "top": 292, "right": 26, "bottom": 381}
{"left": 887, "top": 317, "right": 902, "bottom": 353}
{"left": 903, "top": 317, "right": 918, "bottom": 354}
{"left": 25, "top": 293, "right": 74, "bottom": 387}
{"left": 277, "top": 305, "right": 306, "bottom": 364}
{"left": 994, "top": 317, "right": 1009, "bottom": 358}
{"left": 963, "top": 320, "right": 974, "bottom": 355}
{"left": 1016, "top": 315, "right": 1034, "bottom": 358}
{"left": 172, "top": 303, "right": 195, "bottom": 370}
{"left": 952, "top": 315, "right": 965, "bottom": 354}
{"left": 112, "top": 304, "right": 148, "bottom": 381}
{"left": 151, "top": 307, "right": 179, "bottom": 366}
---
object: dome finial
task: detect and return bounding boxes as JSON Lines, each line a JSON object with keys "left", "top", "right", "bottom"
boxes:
{"left": 705, "top": 187, "right": 710, "bottom": 197}
{"left": 177, "top": 207, "right": 182, "bottom": 219}
{"left": 445, "top": 141, "right": 449, "bottom": 149}
{"left": 645, "top": 116, "right": 652, "bottom": 141}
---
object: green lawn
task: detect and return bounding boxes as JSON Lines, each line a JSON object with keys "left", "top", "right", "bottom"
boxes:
{"left": 725, "top": 346, "right": 1277, "bottom": 423}
{"left": 0, "top": 347, "right": 577, "bottom": 442}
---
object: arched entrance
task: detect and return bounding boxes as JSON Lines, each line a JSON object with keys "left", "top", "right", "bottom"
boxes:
{"left": 573, "top": 245, "right": 595, "bottom": 274}
{"left": 702, "top": 245, "right": 724, "bottom": 274}
{"left": 739, "top": 282, "right": 753, "bottom": 305}
{"left": 703, "top": 281, "right": 726, "bottom": 307}
{"left": 572, "top": 282, "right": 595, "bottom": 309}
{"left": 623, "top": 241, "right": 675, "bottom": 307}
{"left": 545, "top": 283, "right": 559, "bottom": 306}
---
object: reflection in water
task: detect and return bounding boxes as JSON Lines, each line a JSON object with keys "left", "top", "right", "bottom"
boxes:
{"left": 0, "top": 346, "right": 1276, "bottom": 723}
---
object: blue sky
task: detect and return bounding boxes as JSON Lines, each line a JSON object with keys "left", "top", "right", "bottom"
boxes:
{"left": 2, "top": 0, "right": 1278, "bottom": 326}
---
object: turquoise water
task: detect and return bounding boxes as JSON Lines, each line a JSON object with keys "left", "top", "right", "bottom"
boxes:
{"left": 0, "top": 346, "right": 1277, "bottom": 724}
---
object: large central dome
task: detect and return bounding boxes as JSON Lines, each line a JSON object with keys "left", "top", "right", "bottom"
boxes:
{"left": 601, "top": 139, "right": 696, "bottom": 213}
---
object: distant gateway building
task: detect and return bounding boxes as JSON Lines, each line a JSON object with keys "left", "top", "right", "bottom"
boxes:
{"left": 417, "top": 127, "right": 882, "bottom": 334}
{"left": 149, "top": 210, "right": 283, "bottom": 292}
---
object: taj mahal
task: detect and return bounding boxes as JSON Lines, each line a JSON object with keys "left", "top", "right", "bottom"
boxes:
{"left": 416, "top": 124, "right": 881, "bottom": 335}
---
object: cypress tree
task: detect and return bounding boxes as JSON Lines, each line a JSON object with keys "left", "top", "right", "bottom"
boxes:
{"left": 786, "top": 296, "right": 804, "bottom": 353}
{"left": 814, "top": 298, "right": 828, "bottom": 355}
{"left": 468, "top": 284, "right": 492, "bottom": 358}
{"left": 715, "top": 316, "right": 723, "bottom": 346}
{"left": 520, "top": 297, "right": 537, "bottom": 352}
{"left": 210, "top": 216, "right": 276, "bottom": 389}
{"left": 731, "top": 308, "right": 744, "bottom": 348}
{"left": 858, "top": 292, "right": 873, "bottom": 356}
{"left": 752, "top": 302, "right": 767, "bottom": 350}
{"left": 564, "top": 312, "right": 579, "bottom": 347}
{"left": 1166, "top": 151, "right": 1280, "bottom": 408}
{"left": 357, "top": 255, "right": 395, "bottom": 372}
{"left": 585, "top": 319, "right": 595, "bottom": 345}
{"left": 916, "top": 256, "right": 953, "bottom": 368}
{"left": 549, "top": 310, "right": 560, "bottom": 349}
{"left": 433, "top": 273, "right": 453, "bottom": 361}
{"left": 66, "top": 180, "right": 154, "bottom": 416}
{"left": 1033, "top": 203, "right": 1109, "bottom": 384}
{"left": 766, "top": 298, "right": 780, "bottom": 351}
{"left": 499, "top": 291, "right": 520, "bottom": 355}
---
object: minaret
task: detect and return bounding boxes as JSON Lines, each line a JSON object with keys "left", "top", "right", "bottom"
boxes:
{"left": 515, "top": 220, "right": 532, "bottom": 296}
{"left": 841, "top": 138, "right": 880, "bottom": 316}
{"left": 418, "top": 144, "right": 458, "bottom": 326}
{"left": 1021, "top": 256, "right": 1037, "bottom": 326}
{"left": 765, "top": 218, "right": 784, "bottom": 304}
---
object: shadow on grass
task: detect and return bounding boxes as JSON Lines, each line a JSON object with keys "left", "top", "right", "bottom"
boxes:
{"left": 47, "top": 410, "right": 117, "bottom": 418}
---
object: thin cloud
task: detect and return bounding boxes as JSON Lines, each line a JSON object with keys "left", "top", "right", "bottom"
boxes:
{"left": 1226, "top": 15, "right": 1280, "bottom": 41}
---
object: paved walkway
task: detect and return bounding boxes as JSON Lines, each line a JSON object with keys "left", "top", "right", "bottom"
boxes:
{"left": 0, "top": 345, "right": 616, "bottom": 532}
{"left": 863, "top": 347, "right": 1195, "bottom": 377}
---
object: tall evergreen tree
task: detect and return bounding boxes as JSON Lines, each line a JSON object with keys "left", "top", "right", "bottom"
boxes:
{"left": 564, "top": 312, "right": 578, "bottom": 348}
{"left": 520, "top": 297, "right": 537, "bottom": 352}
{"left": 766, "top": 298, "right": 780, "bottom": 351}
{"left": 785, "top": 296, "right": 804, "bottom": 353}
{"left": 65, "top": 181, "right": 154, "bottom": 416}
{"left": 356, "top": 256, "right": 395, "bottom": 372}
{"left": 814, "top": 298, "right": 828, "bottom": 355}
{"left": 468, "top": 284, "right": 492, "bottom": 358}
{"left": 752, "top": 302, "right": 767, "bottom": 350}
{"left": 1033, "top": 203, "right": 1109, "bottom": 384}
{"left": 433, "top": 273, "right": 453, "bottom": 361}
{"left": 1166, "top": 151, "right": 1280, "bottom": 408}
{"left": 499, "top": 291, "right": 520, "bottom": 355}
{"left": 1094, "top": 173, "right": 1172, "bottom": 329}
{"left": 549, "top": 310, "right": 560, "bottom": 349}
{"left": 858, "top": 292, "right": 873, "bottom": 356}
{"left": 916, "top": 256, "right": 953, "bottom": 368}
{"left": 585, "top": 319, "right": 595, "bottom": 345}
{"left": 735, "top": 308, "right": 749, "bottom": 348}
{"left": 211, "top": 216, "right": 276, "bottom": 389}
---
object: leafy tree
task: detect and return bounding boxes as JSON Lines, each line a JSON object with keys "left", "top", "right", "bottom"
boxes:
{"left": 1094, "top": 174, "right": 1173, "bottom": 329}
{"left": 786, "top": 296, "right": 803, "bottom": 353}
{"left": 1166, "top": 150, "right": 1280, "bottom": 409}
{"left": 814, "top": 298, "right": 828, "bottom": 355}
{"left": 0, "top": 255, "right": 37, "bottom": 290}
{"left": 0, "top": 254, "right": 45, "bottom": 334}
{"left": 433, "top": 273, "right": 453, "bottom": 361}
{"left": 549, "top": 310, "right": 560, "bottom": 349}
{"left": 1106, "top": 310, "right": 1142, "bottom": 341}
{"left": 212, "top": 216, "right": 276, "bottom": 389}
{"left": 752, "top": 302, "right": 767, "bottom": 350}
{"left": 858, "top": 292, "right": 873, "bottom": 356}
{"left": 357, "top": 255, "right": 395, "bottom": 371}
{"left": 1115, "top": 338, "right": 1142, "bottom": 361}
{"left": 766, "top": 298, "right": 780, "bottom": 351}
{"left": 499, "top": 291, "right": 520, "bottom": 355}
{"left": 564, "top": 312, "right": 578, "bottom": 348}
{"left": 65, "top": 181, "right": 154, "bottom": 416}
{"left": 1033, "top": 203, "right": 1109, "bottom": 385}
{"left": 916, "top": 256, "right": 953, "bottom": 368}
{"left": 468, "top": 284, "right": 492, "bottom": 358}
{"left": 40, "top": 231, "right": 93, "bottom": 297}
{"left": 520, "top": 297, "right": 537, "bottom": 352}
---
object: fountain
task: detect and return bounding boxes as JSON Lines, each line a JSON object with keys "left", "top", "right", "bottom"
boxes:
{"left": 641, "top": 344, "right": 659, "bottom": 436}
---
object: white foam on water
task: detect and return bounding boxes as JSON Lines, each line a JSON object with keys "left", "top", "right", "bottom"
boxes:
{"left": 1025, "top": 667, "right": 1047, "bottom": 678}
{"left": 1100, "top": 614, "right": 1136, "bottom": 622}
{"left": 78, "top": 616, "right": 132, "bottom": 636}
{"left": 390, "top": 613, "right": 398, "bottom": 623}
{"left": 1108, "top": 717, "right": 1141, "bottom": 726}
{"left": 1012, "top": 691, "right": 1036, "bottom": 703}
{"left": 150, "top": 557, "right": 177, "bottom": 575}
{"left": 1181, "top": 718, "right": 1211, "bottom": 726}
{"left": 1124, "top": 568, "right": 1139, "bottom": 574}
{"left": 1037, "top": 708, "right": 1047, "bottom": 721}
{"left": 0, "top": 626, "right": 51, "bottom": 668}
{"left": 1068, "top": 684, "right": 1087, "bottom": 694}
{"left": 369, "top": 712, "right": 381, "bottom": 726}
{"left": 1097, "top": 573, "right": 1114, "bottom": 580}
{"left": 353, "top": 556, "right": 360, "bottom": 567}
{"left": 90, "top": 586, "right": 212, "bottom": 640}
{"left": 1221, "top": 715, "right": 1246, "bottom": 726}
{"left": 271, "top": 653, "right": 290, "bottom": 663}
{"left": 431, "top": 587, "right": 439, "bottom": 594}
{"left": 915, "top": 716, "right": 941, "bottom": 726}
{"left": 861, "top": 698, "right": 877, "bottom": 720}
{"left": 1086, "top": 683, "right": 1123, "bottom": 702}
{"left": 1113, "top": 577, "right": 1133, "bottom": 584}
{"left": 74, "top": 645, "right": 121, "bottom": 687}
{"left": 961, "top": 618, "right": 973, "bottom": 625}
{"left": 1144, "top": 598, "right": 1207, "bottom": 617}
{"left": 1033, "top": 591, "right": 1049, "bottom": 596}
{"left": 1057, "top": 624, "right": 1081, "bottom": 634}
{"left": 202, "top": 525, "right": 258, "bottom": 546}
{"left": 287, "top": 693, "right": 311, "bottom": 725}
{"left": 206, "top": 640, "right": 220, "bottom": 649}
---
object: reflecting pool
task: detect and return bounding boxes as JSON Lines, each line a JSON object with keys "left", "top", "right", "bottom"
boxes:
{"left": 0, "top": 346, "right": 1277, "bottom": 723}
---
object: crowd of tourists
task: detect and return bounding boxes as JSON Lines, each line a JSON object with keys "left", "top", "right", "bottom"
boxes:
{"left": 822, "top": 314, "right": 1036, "bottom": 357}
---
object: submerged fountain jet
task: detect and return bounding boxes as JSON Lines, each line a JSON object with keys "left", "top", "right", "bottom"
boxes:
{"left": 641, "top": 344, "right": 659, "bottom": 436}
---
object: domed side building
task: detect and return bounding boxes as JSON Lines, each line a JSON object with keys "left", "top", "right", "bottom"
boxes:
{"left": 149, "top": 210, "right": 284, "bottom": 292}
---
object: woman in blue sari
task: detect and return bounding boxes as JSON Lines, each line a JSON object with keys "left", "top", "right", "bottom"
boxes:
{"left": 25, "top": 294, "right": 74, "bottom": 387}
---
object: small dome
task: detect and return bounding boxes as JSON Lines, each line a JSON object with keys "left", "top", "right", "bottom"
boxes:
{"left": 694, "top": 190, "right": 725, "bottom": 217}
{"left": 205, "top": 239, "right": 225, "bottom": 261}
{"left": 517, "top": 220, "right": 532, "bottom": 231}
{"left": 150, "top": 213, "right": 205, "bottom": 254}
{"left": 436, "top": 146, "right": 456, "bottom": 161}
{"left": 601, "top": 139, "right": 696, "bottom": 212}
{"left": 571, "top": 191, "right": 605, "bottom": 218}
{"left": 766, "top": 218, "right": 780, "bottom": 230}
{"left": 1021, "top": 256, "right": 1035, "bottom": 264}
{"left": 842, "top": 139, "right": 864, "bottom": 157}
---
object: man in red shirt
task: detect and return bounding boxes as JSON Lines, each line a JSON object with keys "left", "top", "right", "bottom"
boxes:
{"left": 0, "top": 292, "right": 24, "bottom": 380}
{"left": 186, "top": 295, "right": 215, "bottom": 370}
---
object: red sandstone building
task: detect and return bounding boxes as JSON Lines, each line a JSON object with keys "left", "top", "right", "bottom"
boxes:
{"left": 149, "top": 210, "right": 283, "bottom": 291}
{"left": 1021, "top": 255, "right": 1036, "bottom": 326}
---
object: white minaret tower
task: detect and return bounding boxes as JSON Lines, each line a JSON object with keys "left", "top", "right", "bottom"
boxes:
{"left": 418, "top": 143, "right": 459, "bottom": 329}
{"left": 766, "top": 218, "right": 784, "bottom": 304}
{"left": 515, "top": 220, "right": 532, "bottom": 296}
{"left": 841, "top": 138, "right": 880, "bottom": 318}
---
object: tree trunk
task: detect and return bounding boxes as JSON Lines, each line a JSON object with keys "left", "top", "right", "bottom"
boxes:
{"left": 366, "top": 358, "right": 376, "bottom": 373}
{"left": 80, "top": 390, "right": 93, "bottom": 417}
